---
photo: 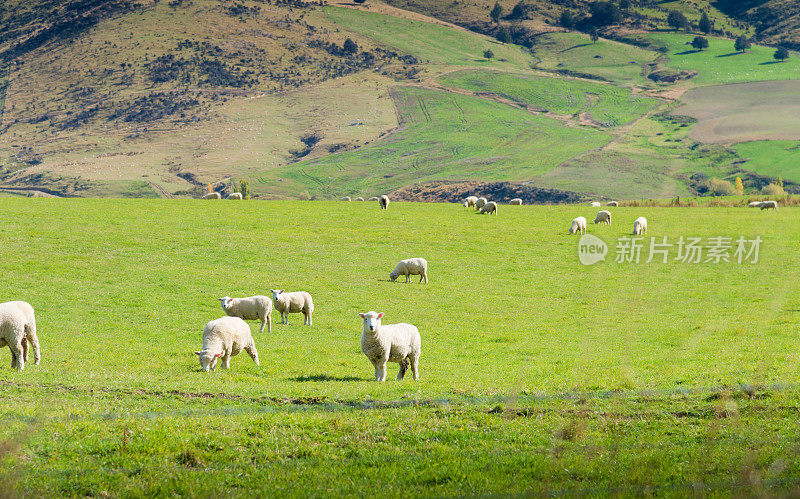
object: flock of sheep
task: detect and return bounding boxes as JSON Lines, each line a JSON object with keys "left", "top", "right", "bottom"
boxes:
{"left": 341, "top": 195, "right": 390, "bottom": 209}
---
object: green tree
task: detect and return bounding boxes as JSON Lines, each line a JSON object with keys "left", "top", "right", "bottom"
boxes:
{"left": 590, "top": 28, "right": 599, "bottom": 43}
{"left": 734, "top": 35, "right": 751, "bottom": 53}
{"left": 698, "top": 12, "right": 712, "bottom": 34}
{"left": 559, "top": 10, "right": 575, "bottom": 28}
{"left": 667, "top": 10, "right": 687, "bottom": 31}
{"left": 774, "top": 46, "right": 790, "bottom": 62}
{"left": 343, "top": 38, "right": 358, "bottom": 55}
{"left": 483, "top": 49, "right": 494, "bottom": 59}
{"left": 353, "top": 0, "right": 366, "bottom": 3}
{"left": 589, "top": 1, "right": 622, "bottom": 27}
{"left": 619, "top": 0, "right": 630, "bottom": 9}
{"left": 239, "top": 179, "right": 251, "bottom": 199}
{"left": 509, "top": 1, "right": 526, "bottom": 19}
{"left": 691, "top": 36, "right": 709, "bottom": 51}
{"left": 496, "top": 25, "right": 511, "bottom": 44}
{"left": 490, "top": 2, "right": 502, "bottom": 23}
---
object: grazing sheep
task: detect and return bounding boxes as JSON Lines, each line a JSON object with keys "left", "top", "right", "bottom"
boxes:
{"left": 354, "top": 197, "right": 365, "bottom": 201}
{"left": 463, "top": 195, "right": 479, "bottom": 208}
{"left": 475, "top": 197, "right": 488, "bottom": 210}
{"left": 389, "top": 258, "right": 428, "bottom": 283}
{"left": 368, "top": 196, "right": 379, "bottom": 201}
{"left": 479, "top": 201, "right": 498, "bottom": 215}
{"left": 590, "top": 201, "right": 601, "bottom": 207}
{"left": 509, "top": 198, "right": 523, "bottom": 205}
{"left": 341, "top": 196, "right": 351, "bottom": 202}
{"left": 270, "top": 290, "right": 314, "bottom": 325}
{"left": 593, "top": 210, "right": 611, "bottom": 225}
{"left": 194, "top": 316, "right": 259, "bottom": 372}
{"left": 747, "top": 201, "right": 763, "bottom": 208}
{"left": 226, "top": 192, "right": 243, "bottom": 200}
{"left": 569, "top": 216, "right": 587, "bottom": 235}
{"left": 760, "top": 200, "right": 778, "bottom": 210}
{"left": 219, "top": 295, "right": 272, "bottom": 334}
{"left": 379, "top": 195, "right": 390, "bottom": 210}
{"left": 359, "top": 311, "right": 421, "bottom": 382}
{"left": 633, "top": 217, "right": 648, "bottom": 235}
{"left": 0, "top": 301, "right": 40, "bottom": 370}
{"left": 606, "top": 201, "right": 619, "bottom": 207}
{"left": 202, "top": 192, "right": 221, "bottom": 200}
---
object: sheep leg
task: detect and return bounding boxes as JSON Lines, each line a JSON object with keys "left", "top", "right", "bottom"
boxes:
{"left": 258, "top": 319, "right": 266, "bottom": 335}
{"left": 409, "top": 353, "right": 419, "bottom": 381}
{"left": 9, "top": 341, "right": 24, "bottom": 370}
{"left": 375, "top": 360, "right": 387, "bottom": 382}
{"left": 28, "top": 329, "right": 40, "bottom": 366}
{"left": 221, "top": 354, "right": 231, "bottom": 369}
{"left": 267, "top": 315, "right": 272, "bottom": 334}
{"left": 22, "top": 339, "right": 28, "bottom": 363}
{"left": 245, "top": 342, "right": 260, "bottom": 366}
{"left": 397, "top": 359, "right": 408, "bottom": 380}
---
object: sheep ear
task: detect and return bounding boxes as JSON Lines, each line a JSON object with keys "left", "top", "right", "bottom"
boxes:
{"left": 358, "top": 313, "right": 365, "bottom": 318}
{"left": 194, "top": 351, "right": 202, "bottom": 356}
{"left": 377, "top": 312, "right": 385, "bottom": 319}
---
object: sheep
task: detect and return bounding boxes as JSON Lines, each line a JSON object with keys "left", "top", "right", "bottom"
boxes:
{"left": 606, "top": 201, "right": 619, "bottom": 207}
{"left": 569, "top": 216, "right": 587, "bottom": 235}
{"left": 590, "top": 201, "right": 601, "bottom": 207}
{"left": 633, "top": 216, "right": 648, "bottom": 235}
{"left": 509, "top": 198, "right": 523, "bottom": 205}
{"left": 359, "top": 311, "right": 421, "bottom": 382}
{"left": 479, "top": 201, "right": 498, "bottom": 215}
{"left": 226, "top": 192, "right": 243, "bottom": 200}
{"left": 194, "top": 316, "right": 259, "bottom": 372}
{"left": 593, "top": 210, "right": 611, "bottom": 225}
{"left": 0, "top": 301, "right": 40, "bottom": 370}
{"left": 355, "top": 197, "right": 365, "bottom": 201}
{"left": 270, "top": 289, "right": 314, "bottom": 325}
{"left": 368, "top": 196, "right": 379, "bottom": 201}
{"left": 760, "top": 200, "right": 778, "bottom": 210}
{"left": 747, "top": 201, "right": 763, "bottom": 208}
{"left": 202, "top": 192, "right": 221, "bottom": 200}
{"left": 474, "top": 197, "right": 488, "bottom": 211}
{"left": 389, "top": 257, "right": 428, "bottom": 283}
{"left": 341, "top": 196, "right": 351, "bottom": 202}
{"left": 379, "top": 195, "right": 390, "bottom": 210}
{"left": 219, "top": 295, "right": 272, "bottom": 334}
{"left": 463, "top": 195, "right": 478, "bottom": 208}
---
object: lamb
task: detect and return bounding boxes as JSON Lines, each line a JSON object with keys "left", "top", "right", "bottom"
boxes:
{"left": 389, "top": 257, "right": 428, "bottom": 283}
{"left": 747, "top": 201, "right": 763, "bottom": 208}
{"left": 760, "top": 200, "right": 778, "bottom": 210}
{"left": 509, "top": 198, "right": 523, "bottom": 205}
{"left": 475, "top": 197, "right": 488, "bottom": 210}
{"left": 606, "top": 201, "right": 619, "bottom": 207}
{"left": 367, "top": 196, "right": 379, "bottom": 201}
{"left": 341, "top": 196, "right": 351, "bottom": 202}
{"left": 593, "top": 210, "right": 611, "bottom": 225}
{"left": 0, "top": 301, "right": 41, "bottom": 370}
{"left": 270, "top": 289, "right": 314, "bottom": 325}
{"left": 569, "top": 216, "right": 587, "bottom": 235}
{"left": 194, "top": 316, "right": 259, "bottom": 372}
{"left": 359, "top": 311, "right": 421, "bottom": 382}
{"left": 379, "top": 195, "right": 390, "bottom": 210}
{"left": 219, "top": 295, "right": 272, "bottom": 334}
{"left": 226, "top": 192, "right": 242, "bottom": 200}
{"left": 354, "top": 197, "right": 365, "bottom": 201}
{"left": 202, "top": 192, "right": 221, "bottom": 200}
{"left": 479, "top": 201, "right": 498, "bottom": 215}
{"left": 590, "top": 201, "right": 601, "bottom": 207}
{"left": 463, "top": 195, "right": 478, "bottom": 208}
{"left": 633, "top": 216, "right": 648, "bottom": 235}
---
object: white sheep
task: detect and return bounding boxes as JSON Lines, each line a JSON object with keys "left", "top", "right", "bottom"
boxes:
{"left": 341, "top": 196, "right": 351, "bottom": 202}
{"left": 479, "top": 201, "right": 498, "bottom": 215}
{"left": 354, "top": 197, "right": 365, "bottom": 201}
{"left": 590, "top": 201, "right": 601, "bottom": 207}
{"left": 509, "top": 198, "right": 523, "bottom": 205}
{"left": 0, "top": 301, "right": 40, "bottom": 370}
{"left": 463, "top": 195, "right": 478, "bottom": 208}
{"left": 633, "top": 216, "right": 648, "bottom": 235}
{"left": 389, "top": 257, "right": 428, "bottom": 283}
{"left": 475, "top": 197, "right": 488, "bottom": 210}
{"left": 569, "top": 216, "right": 587, "bottom": 235}
{"left": 747, "top": 201, "right": 763, "bottom": 208}
{"left": 359, "top": 311, "right": 421, "bottom": 382}
{"left": 593, "top": 210, "right": 611, "bottom": 225}
{"left": 379, "top": 195, "right": 390, "bottom": 210}
{"left": 606, "top": 201, "right": 619, "bottom": 207}
{"left": 270, "top": 289, "right": 314, "bottom": 325}
{"left": 367, "top": 196, "right": 379, "bottom": 201}
{"left": 760, "top": 200, "right": 778, "bottom": 210}
{"left": 226, "top": 192, "right": 243, "bottom": 200}
{"left": 219, "top": 295, "right": 272, "bottom": 334}
{"left": 194, "top": 316, "right": 259, "bottom": 372}
{"left": 202, "top": 192, "right": 221, "bottom": 200}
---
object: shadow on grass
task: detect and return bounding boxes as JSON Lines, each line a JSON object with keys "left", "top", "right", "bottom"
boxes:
{"left": 717, "top": 52, "right": 741, "bottom": 58}
{"left": 291, "top": 374, "right": 365, "bottom": 382}
{"left": 759, "top": 60, "right": 785, "bottom": 65}
{"left": 676, "top": 50, "right": 702, "bottom": 55}
{"left": 560, "top": 43, "right": 592, "bottom": 53}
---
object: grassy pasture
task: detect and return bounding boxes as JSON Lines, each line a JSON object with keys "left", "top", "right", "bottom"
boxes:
{"left": 3, "top": 199, "right": 800, "bottom": 494}
{"left": 438, "top": 69, "right": 660, "bottom": 127}
{"left": 734, "top": 140, "right": 800, "bottom": 183}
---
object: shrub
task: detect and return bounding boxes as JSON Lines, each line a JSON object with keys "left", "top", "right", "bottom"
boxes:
{"left": 762, "top": 183, "right": 786, "bottom": 196}
{"left": 705, "top": 178, "right": 736, "bottom": 196}
{"left": 691, "top": 36, "right": 709, "bottom": 51}
{"left": 483, "top": 49, "right": 494, "bottom": 59}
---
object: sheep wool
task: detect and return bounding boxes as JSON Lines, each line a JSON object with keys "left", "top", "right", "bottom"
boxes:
{"left": 195, "top": 316, "right": 259, "bottom": 372}
{"left": 569, "top": 216, "right": 587, "bottom": 235}
{"left": 463, "top": 196, "right": 478, "bottom": 208}
{"left": 509, "top": 198, "right": 522, "bottom": 205}
{"left": 633, "top": 217, "right": 648, "bottom": 235}
{"left": 202, "top": 192, "right": 221, "bottom": 200}
{"left": 359, "top": 311, "right": 421, "bottom": 382}
{"left": 479, "top": 201, "right": 498, "bottom": 215}
{"left": 593, "top": 210, "right": 611, "bottom": 225}
{"left": 270, "top": 290, "right": 314, "bottom": 325}
{"left": 219, "top": 295, "right": 273, "bottom": 334}
{"left": 379, "top": 195, "right": 390, "bottom": 210}
{"left": 389, "top": 258, "right": 428, "bottom": 283}
{"left": 0, "top": 301, "right": 41, "bottom": 370}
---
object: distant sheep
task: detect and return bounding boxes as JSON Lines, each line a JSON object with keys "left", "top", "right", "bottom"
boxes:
{"left": 270, "top": 289, "right": 314, "bottom": 325}
{"left": 569, "top": 216, "right": 587, "bottom": 235}
{"left": 593, "top": 210, "right": 611, "bottom": 225}
{"left": 226, "top": 192, "right": 242, "bottom": 200}
{"left": 479, "top": 201, "right": 498, "bottom": 215}
{"left": 194, "top": 316, "right": 259, "bottom": 372}
{"left": 463, "top": 196, "right": 478, "bottom": 208}
{"left": 341, "top": 196, "right": 351, "bottom": 202}
{"left": 590, "top": 201, "right": 601, "bottom": 207}
{"left": 379, "top": 195, "right": 390, "bottom": 210}
{"left": 219, "top": 295, "right": 272, "bottom": 334}
{"left": 202, "top": 192, "right": 221, "bottom": 200}
{"left": 760, "top": 200, "right": 778, "bottom": 210}
{"left": 354, "top": 197, "right": 365, "bottom": 201}
{"left": 509, "top": 198, "right": 523, "bottom": 205}
{"left": 475, "top": 197, "right": 488, "bottom": 210}
{"left": 359, "top": 311, "right": 421, "bottom": 382}
{"left": 606, "top": 201, "right": 619, "bottom": 207}
{"left": 747, "top": 201, "right": 763, "bottom": 208}
{"left": 0, "top": 301, "right": 41, "bottom": 370}
{"left": 633, "top": 217, "right": 648, "bottom": 235}
{"left": 367, "top": 196, "right": 379, "bottom": 201}
{"left": 390, "top": 257, "right": 428, "bottom": 283}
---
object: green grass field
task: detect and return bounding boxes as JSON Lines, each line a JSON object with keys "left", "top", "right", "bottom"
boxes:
{"left": 439, "top": 69, "right": 661, "bottom": 127}
{"left": 3, "top": 199, "right": 800, "bottom": 494}
{"left": 734, "top": 140, "right": 800, "bottom": 183}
